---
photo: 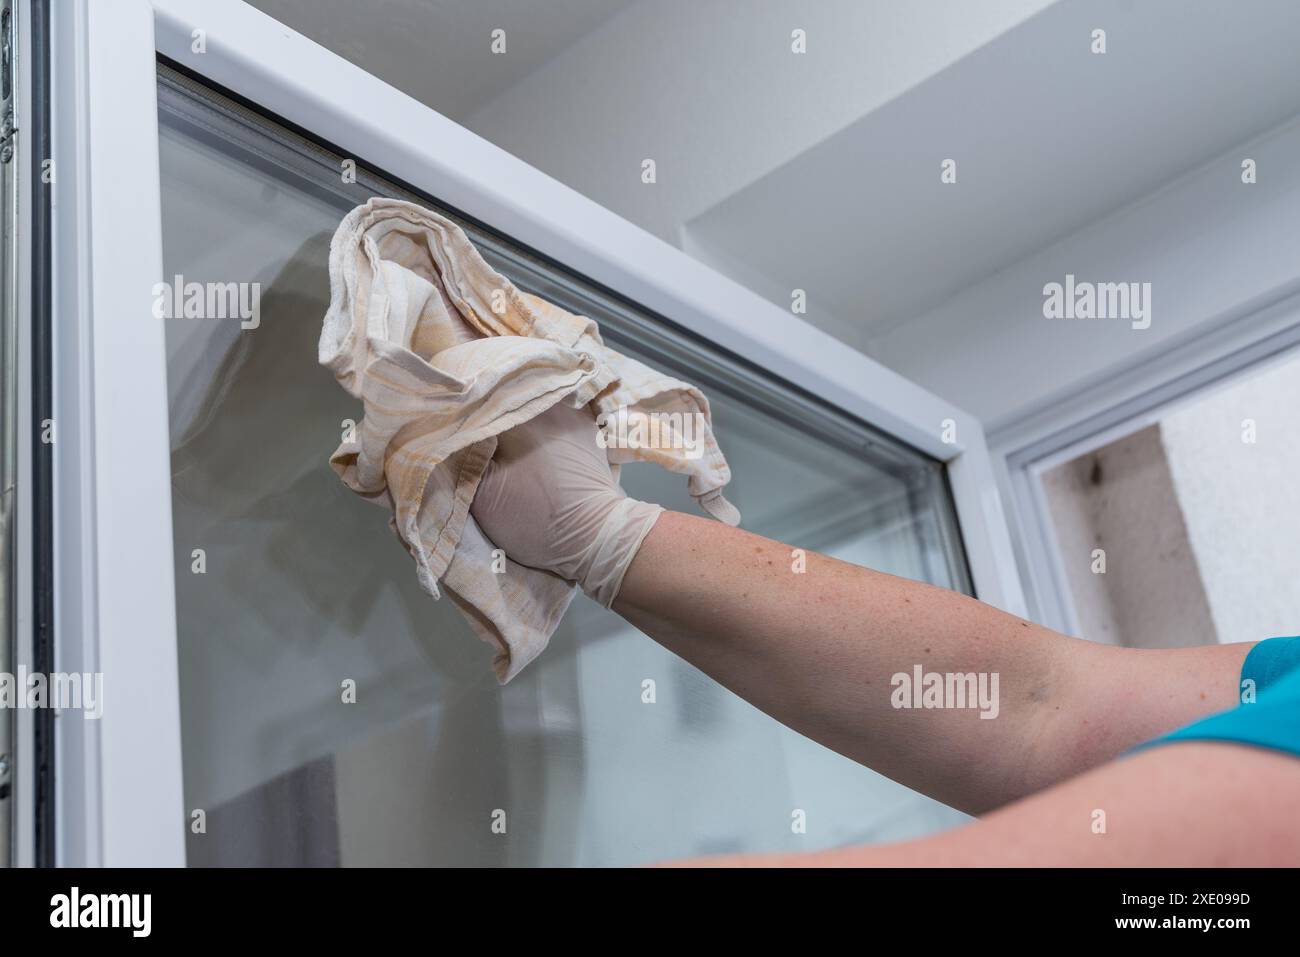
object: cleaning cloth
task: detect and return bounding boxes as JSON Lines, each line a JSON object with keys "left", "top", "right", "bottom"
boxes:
{"left": 319, "top": 197, "right": 739, "bottom": 682}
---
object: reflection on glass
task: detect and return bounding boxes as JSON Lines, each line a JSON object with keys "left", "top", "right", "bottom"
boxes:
{"left": 158, "top": 70, "right": 971, "bottom": 866}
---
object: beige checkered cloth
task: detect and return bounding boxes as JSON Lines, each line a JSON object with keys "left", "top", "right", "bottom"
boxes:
{"left": 320, "top": 198, "right": 739, "bottom": 682}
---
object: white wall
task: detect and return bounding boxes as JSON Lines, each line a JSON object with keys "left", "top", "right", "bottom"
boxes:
{"left": 465, "top": 0, "right": 1057, "bottom": 244}
{"left": 870, "top": 111, "right": 1300, "bottom": 436}
{"left": 245, "top": 0, "right": 637, "bottom": 120}
{"left": 1161, "top": 351, "right": 1300, "bottom": 646}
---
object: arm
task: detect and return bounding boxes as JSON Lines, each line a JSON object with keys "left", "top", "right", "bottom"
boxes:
{"left": 470, "top": 403, "right": 1250, "bottom": 816}
{"left": 616, "top": 510, "right": 1250, "bottom": 814}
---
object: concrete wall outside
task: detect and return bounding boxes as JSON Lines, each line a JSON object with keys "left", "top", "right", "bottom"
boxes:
{"left": 1041, "top": 425, "right": 1217, "bottom": 649}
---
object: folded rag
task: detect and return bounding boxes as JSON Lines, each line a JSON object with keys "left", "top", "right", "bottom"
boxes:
{"left": 320, "top": 197, "right": 739, "bottom": 682}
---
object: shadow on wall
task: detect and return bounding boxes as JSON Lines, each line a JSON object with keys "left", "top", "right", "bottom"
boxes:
{"left": 1040, "top": 424, "right": 1217, "bottom": 649}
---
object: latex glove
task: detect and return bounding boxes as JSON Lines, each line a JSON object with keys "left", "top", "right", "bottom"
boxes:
{"left": 471, "top": 401, "right": 663, "bottom": 607}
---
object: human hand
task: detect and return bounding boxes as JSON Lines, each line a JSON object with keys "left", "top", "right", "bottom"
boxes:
{"left": 470, "top": 401, "right": 663, "bottom": 607}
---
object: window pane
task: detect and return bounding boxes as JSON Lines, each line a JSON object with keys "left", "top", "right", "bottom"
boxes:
{"left": 1041, "top": 349, "right": 1300, "bottom": 649}
{"left": 157, "top": 68, "right": 971, "bottom": 866}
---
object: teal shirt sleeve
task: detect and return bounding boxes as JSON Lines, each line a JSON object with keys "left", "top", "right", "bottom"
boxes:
{"left": 1140, "top": 635, "right": 1300, "bottom": 758}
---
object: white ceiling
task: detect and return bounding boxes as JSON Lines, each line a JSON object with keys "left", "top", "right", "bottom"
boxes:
{"left": 461, "top": 0, "right": 1055, "bottom": 246}
{"left": 244, "top": 0, "right": 638, "bottom": 120}
{"left": 244, "top": 0, "right": 1300, "bottom": 360}
{"left": 684, "top": 0, "right": 1300, "bottom": 342}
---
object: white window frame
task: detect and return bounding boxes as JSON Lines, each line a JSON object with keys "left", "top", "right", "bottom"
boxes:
{"left": 992, "top": 282, "right": 1300, "bottom": 637}
{"left": 50, "top": 0, "right": 1025, "bottom": 866}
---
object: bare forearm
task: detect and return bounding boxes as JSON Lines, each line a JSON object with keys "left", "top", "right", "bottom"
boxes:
{"left": 614, "top": 510, "right": 1248, "bottom": 813}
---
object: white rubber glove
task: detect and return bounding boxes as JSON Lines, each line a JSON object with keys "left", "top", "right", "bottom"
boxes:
{"left": 470, "top": 401, "right": 664, "bottom": 608}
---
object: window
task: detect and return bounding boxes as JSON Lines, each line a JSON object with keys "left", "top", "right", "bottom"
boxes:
{"left": 157, "top": 64, "right": 972, "bottom": 866}
{"left": 1039, "top": 347, "right": 1300, "bottom": 649}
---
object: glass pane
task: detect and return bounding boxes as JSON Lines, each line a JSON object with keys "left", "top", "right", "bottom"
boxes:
{"left": 1040, "top": 348, "right": 1300, "bottom": 649}
{"left": 157, "top": 67, "right": 972, "bottom": 866}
